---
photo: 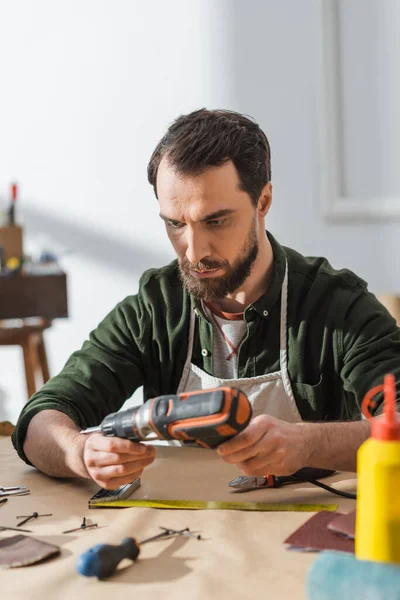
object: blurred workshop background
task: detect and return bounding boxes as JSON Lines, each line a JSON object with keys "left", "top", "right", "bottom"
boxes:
{"left": 1, "top": 0, "right": 400, "bottom": 426}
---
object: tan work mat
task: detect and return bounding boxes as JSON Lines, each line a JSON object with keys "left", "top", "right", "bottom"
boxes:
{"left": 0, "top": 437, "right": 357, "bottom": 600}
{"left": 116, "top": 444, "right": 355, "bottom": 507}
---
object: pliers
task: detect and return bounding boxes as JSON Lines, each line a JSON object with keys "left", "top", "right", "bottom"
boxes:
{"left": 229, "top": 468, "right": 335, "bottom": 492}
{"left": 229, "top": 474, "right": 299, "bottom": 491}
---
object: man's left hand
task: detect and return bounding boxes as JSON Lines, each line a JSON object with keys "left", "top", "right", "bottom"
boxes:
{"left": 217, "top": 414, "right": 308, "bottom": 476}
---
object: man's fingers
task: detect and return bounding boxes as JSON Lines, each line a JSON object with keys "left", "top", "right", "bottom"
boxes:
{"left": 86, "top": 433, "right": 155, "bottom": 457}
{"left": 219, "top": 433, "right": 278, "bottom": 464}
{"left": 85, "top": 451, "right": 148, "bottom": 468}
{"left": 94, "top": 471, "right": 144, "bottom": 490}
{"left": 217, "top": 415, "right": 276, "bottom": 457}
{"left": 89, "top": 456, "right": 155, "bottom": 481}
{"left": 216, "top": 415, "right": 302, "bottom": 477}
{"left": 238, "top": 446, "right": 289, "bottom": 477}
{"left": 238, "top": 457, "right": 272, "bottom": 477}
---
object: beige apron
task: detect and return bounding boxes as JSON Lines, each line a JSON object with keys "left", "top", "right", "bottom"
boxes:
{"left": 177, "top": 260, "right": 303, "bottom": 423}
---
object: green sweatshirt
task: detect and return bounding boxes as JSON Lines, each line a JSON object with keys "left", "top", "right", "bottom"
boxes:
{"left": 12, "top": 232, "right": 400, "bottom": 463}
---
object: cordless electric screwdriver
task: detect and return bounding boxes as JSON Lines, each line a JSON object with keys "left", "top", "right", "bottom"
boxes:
{"left": 80, "top": 387, "right": 252, "bottom": 449}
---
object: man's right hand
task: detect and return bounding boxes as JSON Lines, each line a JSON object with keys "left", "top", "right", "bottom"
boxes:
{"left": 83, "top": 433, "right": 156, "bottom": 489}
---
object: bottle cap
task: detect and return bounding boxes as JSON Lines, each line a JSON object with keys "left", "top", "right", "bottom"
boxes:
{"left": 369, "top": 374, "right": 400, "bottom": 441}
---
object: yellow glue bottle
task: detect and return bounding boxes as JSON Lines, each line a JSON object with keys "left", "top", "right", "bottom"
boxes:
{"left": 356, "top": 373, "right": 400, "bottom": 564}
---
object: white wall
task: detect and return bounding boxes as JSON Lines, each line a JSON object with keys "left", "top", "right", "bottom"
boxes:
{"left": 339, "top": 0, "right": 400, "bottom": 198}
{"left": 1, "top": 0, "right": 399, "bottom": 424}
{"left": 226, "top": 0, "right": 400, "bottom": 290}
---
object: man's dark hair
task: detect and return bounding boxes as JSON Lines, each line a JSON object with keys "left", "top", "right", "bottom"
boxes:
{"left": 147, "top": 108, "right": 271, "bottom": 206}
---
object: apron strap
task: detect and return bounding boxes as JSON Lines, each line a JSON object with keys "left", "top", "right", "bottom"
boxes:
{"left": 280, "top": 258, "right": 295, "bottom": 403}
{"left": 177, "top": 308, "right": 197, "bottom": 393}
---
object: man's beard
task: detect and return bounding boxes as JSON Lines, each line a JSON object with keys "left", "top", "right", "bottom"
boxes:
{"left": 178, "top": 221, "right": 259, "bottom": 302}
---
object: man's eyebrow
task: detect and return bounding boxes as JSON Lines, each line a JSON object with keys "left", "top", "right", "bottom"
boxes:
{"left": 159, "top": 208, "right": 236, "bottom": 223}
{"left": 200, "top": 208, "right": 237, "bottom": 222}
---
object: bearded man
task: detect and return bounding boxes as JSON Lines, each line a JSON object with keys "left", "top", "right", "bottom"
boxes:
{"left": 12, "top": 109, "right": 400, "bottom": 489}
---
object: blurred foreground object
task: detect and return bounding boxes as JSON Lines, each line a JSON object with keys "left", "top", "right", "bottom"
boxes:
{"left": 307, "top": 551, "right": 400, "bottom": 600}
{"left": 377, "top": 294, "right": 400, "bottom": 325}
{"left": 356, "top": 374, "right": 400, "bottom": 564}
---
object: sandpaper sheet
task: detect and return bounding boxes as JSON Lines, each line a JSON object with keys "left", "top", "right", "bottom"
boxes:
{"left": 284, "top": 511, "right": 355, "bottom": 553}
{"left": 0, "top": 535, "right": 60, "bottom": 567}
{"left": 327, "top": 509, "right": 356, "bottom": 539}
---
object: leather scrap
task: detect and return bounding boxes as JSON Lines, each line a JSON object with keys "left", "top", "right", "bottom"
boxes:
{"left": 0, "top": 535, "right": 60, "bottom": 567}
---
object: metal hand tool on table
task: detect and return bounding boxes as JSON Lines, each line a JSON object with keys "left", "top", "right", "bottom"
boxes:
{"left": 230, "top": 468, "right": 357, "bottom": 500}
{"left": 229, "top": 468, "right": 336, "bottom": 491}
{"left": 63, "top": 517, "right": 98, "bottom": 534}
{"left": 76, "top": 526, "right": 202, "bottom": 579}
{"left": 81, "top": 386, "right": 252, "bottom": 448}
{"left": 0, "top": 525, "right": 33, "bottom": 533}
{"left": 0, "top": 485, "right": 30, "bottom": 497}
{"left": 16, "top": 512, "right": 53, "bottom": 527}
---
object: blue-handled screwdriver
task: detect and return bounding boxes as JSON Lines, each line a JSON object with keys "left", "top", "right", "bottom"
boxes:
{"left": 76, "top": 527, "right": 201, "bottom": 579}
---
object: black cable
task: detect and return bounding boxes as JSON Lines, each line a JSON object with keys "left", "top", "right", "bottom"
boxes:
{"left": 294, "top": 476, "right": 357, "bottom": 500}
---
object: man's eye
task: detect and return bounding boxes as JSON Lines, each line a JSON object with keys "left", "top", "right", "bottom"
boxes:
{"left": 167, "top": 221, "right": 184, "bottom": 229}
{"left": 207, "top": 219, "right": 224, "bottom": 227}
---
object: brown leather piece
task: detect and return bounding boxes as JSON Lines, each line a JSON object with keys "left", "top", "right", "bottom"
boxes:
{"left": 0, "top": 534, "right": 60, "bottom": 567}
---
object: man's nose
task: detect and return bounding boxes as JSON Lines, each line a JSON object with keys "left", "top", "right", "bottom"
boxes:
{"left": 185, "top": 228, "right": 211, "bottom": 264}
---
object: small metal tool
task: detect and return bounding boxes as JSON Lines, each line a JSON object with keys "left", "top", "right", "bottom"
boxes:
{"left": 0, "top": 498, "right": 8, "bottom": 507}
{"left": 0, "top": 525, "right": 33, "bottom": 533}
{"left": 88, "top": 479, "right": 141, "bottom": 507}
{"left": 16, "top": 511, "right": 53, "bottom": 527}
{"left": 229, "top": 468, "right": 337, "bottom": 493}
{"left": 140, "top": 527, "right": 202, "bottom": 544}
{"left": 158, "top": 526, "right": 202, "bottom": 540}
{"left": 0, "top": 485, "right": 30, "bottom": 497}
{"left": 63, "top": 517, "right": 98, "bottom": 534}
{"left": 229, "top": 475, "right": 270, "bottom": 491}
{"left": 81, "top": 426, "right": 102, "bottom": 434}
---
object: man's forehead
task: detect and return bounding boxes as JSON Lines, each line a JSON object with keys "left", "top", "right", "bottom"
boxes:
{"left": 156, "top": 156, "right": 242, "bottom": 201}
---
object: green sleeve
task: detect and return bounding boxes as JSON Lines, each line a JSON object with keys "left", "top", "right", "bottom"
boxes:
{"left": 340, "top": 288, "right": 400, "bottom": 416}
{"left": 12, "top": 292, "right": 150, "bottom": 464}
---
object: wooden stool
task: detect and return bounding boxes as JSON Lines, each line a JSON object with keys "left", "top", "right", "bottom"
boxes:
{"left": 0, "top": 318, "right": 51, "bottom": 400}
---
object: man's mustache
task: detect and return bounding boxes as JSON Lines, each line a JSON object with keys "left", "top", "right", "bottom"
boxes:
{"left": 181, "top": 258, "right": 226, "bottom": 272}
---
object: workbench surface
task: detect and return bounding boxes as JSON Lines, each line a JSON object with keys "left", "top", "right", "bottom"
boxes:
{"left": 0, "top": 436, "right": 357, "bottom": 599}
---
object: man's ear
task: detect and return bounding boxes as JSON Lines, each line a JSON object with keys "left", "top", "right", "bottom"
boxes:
{"left": 257, "top": 182, "right": 272, "bottom": 217}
